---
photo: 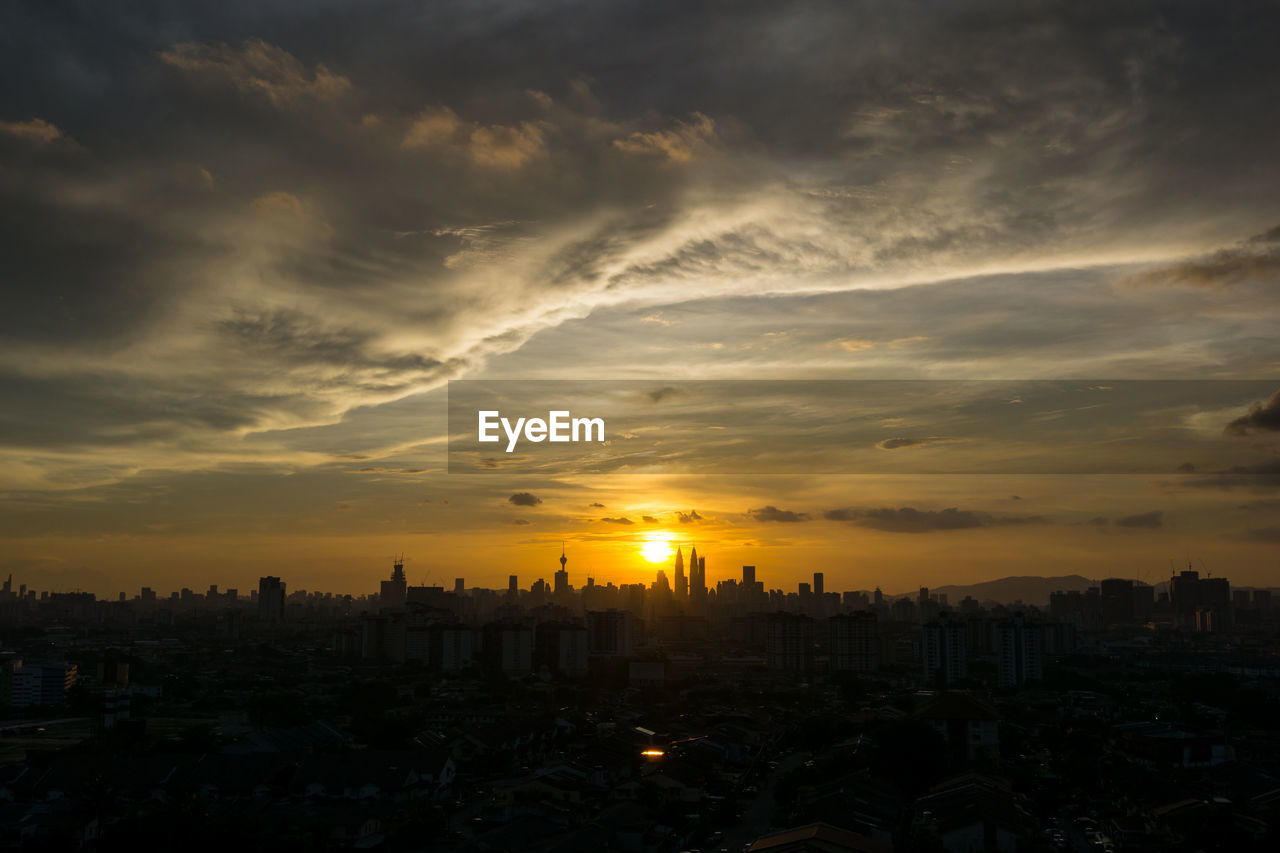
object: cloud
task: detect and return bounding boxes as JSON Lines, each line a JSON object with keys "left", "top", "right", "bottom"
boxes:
{"left": 249, "top": 191, "right": 331, "bottom": 234}
{"left": 600, "top": 516, "right": 633, "bottom": 524}
{"left": 677, "top": 510, "right": 703, "bottom": 524}
{"left": 0, "top": 117, "right": 68, "bottom": 145}
{"left": 857, "top": 507, "right": 985, "bottom": 532}
{"left": 1124, "top": 225, "right": 1280, "bottom": 289}
{"left": 750, "top": 505, "right": 811, "bottom": 523}
{"left": 589, "top": 502, "right": 605, "bottom": 508}
{"left": 1225, "top": 389, "right": 1280, "bottom": 435}
{"left": 400, "top": 106, "right": 547, "bottom": 169}
{"left": 159, "top": 39, "right": 351, "bottom": 106}
{"left": 7, "top": 0, "right": 1280, "bottom": 523}
{"left": 649, "top": 386, "right": 684, "bottom": 403}
{"left": 876, "top": 436, "right": 959, "bottom": 450}
{"left": 401, "top": 107, "right": 464, "bottom": 149}
{"left": 641, "top": 515, "right": 659, "bottom": 523}
{"left": 510, "top": 518, "right": 531, "bottom": 525}
{"left": 1245, "top": 527, "right": 1280, "bottom": 543}
{"left": 836, "top": 335, "right": 930, "bottom": 353}
{"left": 612, "top": 112, "right": 717, "bottom": 162}
{"left": 468, "top": 122, "right": 547, "bottom": 169}
{"left": 825, "top": 506, "right": 1049, "bottom": 533}
{"left": 1115, "top": 510, "right": 1163, "bottom": 529}
{"left": 508, "top": 492, "right": 542, "bottom": 506}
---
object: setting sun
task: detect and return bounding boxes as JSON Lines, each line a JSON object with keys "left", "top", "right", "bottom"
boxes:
{"left": 639, "top": 534, "right": 674, "bottom": 563}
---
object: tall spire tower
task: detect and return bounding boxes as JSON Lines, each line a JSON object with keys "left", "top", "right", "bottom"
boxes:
{"left": 555, "top": 542, "right": 569, "bottom": 595}
{"left": 674, "top": 547, "right": 687, "bottom": 599}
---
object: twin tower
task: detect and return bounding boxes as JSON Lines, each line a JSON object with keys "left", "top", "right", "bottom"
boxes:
{"left": 673, "top": 546, "right": 707, "bottom": 602}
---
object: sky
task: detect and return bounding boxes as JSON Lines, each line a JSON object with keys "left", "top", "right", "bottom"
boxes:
{"left": 2, "top": 0, "right": 1279, "bottom": 596}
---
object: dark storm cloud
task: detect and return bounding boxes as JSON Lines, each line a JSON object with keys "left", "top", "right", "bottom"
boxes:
{"left": 1225, "top": 390, "right": 1280, "bottom": 435}
{"left": 825, "top": 506, "right": 1049, "bottom": 533}
{"left": 1115, "top": 510, "right": 1163, "bottom": 528}
{"left": 750, "top": 505, "right": 811, "bottom": 523}
{"left": 507, "top": 492, "right": 542, "bottom": 506}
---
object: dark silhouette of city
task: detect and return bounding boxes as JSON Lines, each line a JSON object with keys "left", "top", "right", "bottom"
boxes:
{"left": 2, "top": 549, "right": 1277, "bottom": 852}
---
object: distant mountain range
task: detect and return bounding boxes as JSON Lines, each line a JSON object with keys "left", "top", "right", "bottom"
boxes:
{"left": 888, "top": 574, "right": 1280, "bottom": 605}
{"left": 890, "top": 574, "right": 1095, "bottom": 606}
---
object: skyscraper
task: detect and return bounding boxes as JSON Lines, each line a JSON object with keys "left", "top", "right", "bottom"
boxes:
{"left": 258, "top": 576, "right": 285, "bottom": 624}
{"left": 690, "top": 553, "right": 706, "bottom": 605}
{"left": 742, "top": 564, "right": 756, "bottom": 586}
{"left": 673, "top": 548, "right": 687, "bottom": 599}
{"left": 813, "top": 572, "right": 824, "bottom": 596}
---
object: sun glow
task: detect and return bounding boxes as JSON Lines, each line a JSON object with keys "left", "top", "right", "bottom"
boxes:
{"left": 639, "top": 533, "right": 674, "bottom": 563}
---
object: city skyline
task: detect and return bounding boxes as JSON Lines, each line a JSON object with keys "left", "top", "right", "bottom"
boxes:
{"left": 0, "top": 543, "right": 1253, "bottom": 605}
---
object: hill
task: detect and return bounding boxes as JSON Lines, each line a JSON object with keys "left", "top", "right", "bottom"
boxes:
{"left": 891, "top": 574, "right": 1095, "bottom": 606}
